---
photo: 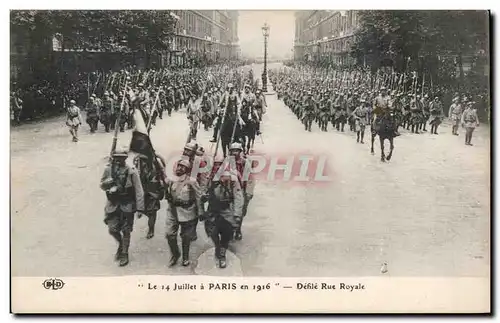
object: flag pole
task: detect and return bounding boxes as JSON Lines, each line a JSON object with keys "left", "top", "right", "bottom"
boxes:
{"left": 110, "top": 76, "right": 130, "bottom": 158}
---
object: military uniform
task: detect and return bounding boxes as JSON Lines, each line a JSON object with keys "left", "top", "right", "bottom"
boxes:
{"left": 100, "top": 95, "right": 114, "bottom": 132}
{"left": 461, "top": 104, "right": 479, "bottom": 146}
{"left": 86, "top": 96, "right": 100, "bottom": 133}
{"left": 66, "top": 102, "right": 83, "bottom": 142}
{"left": 134, "top": 154, "right": 165, "bottom": 239}
{"left": 352, "top": 103, "right": 369, "bottom": 143}
{"left": 429, "top": 99, "right": 444, "bottom": 134}
{"left": 100, "top": 149, "right": 145, "bottom": 267}
{"left": 448, "top": 99, "right": 463, "bottom": 135}
{"left": 164, "top": 163, "right": 204, "bottom": 267}
{"left": 203, "top": 171, "right": 244, "bottom": 268}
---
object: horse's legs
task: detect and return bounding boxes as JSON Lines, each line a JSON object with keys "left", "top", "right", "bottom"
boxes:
{"left": 386, "top": 137, "right": 394, "bottom": 161}
{"left": 380, "top": 136, "right": 386, "bottom": 162}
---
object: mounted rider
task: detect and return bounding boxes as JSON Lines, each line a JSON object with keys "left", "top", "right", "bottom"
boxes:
{"left": 372, "top": 86, "right": 399, "bottom": 136}
{"left": 209, "top": 83, "right": 242, "bottom": 143}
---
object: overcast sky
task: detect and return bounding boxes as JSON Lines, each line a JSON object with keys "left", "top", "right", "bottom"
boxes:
{"left": 237, "top": 10, "right": 295, "bottom": 59}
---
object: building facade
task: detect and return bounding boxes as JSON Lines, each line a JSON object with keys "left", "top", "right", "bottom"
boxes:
{"left": 170, "top": 10, "right": 240, "bottom": 66}
{"left": 293, "top": 10, "right": 360, "bottom": 66}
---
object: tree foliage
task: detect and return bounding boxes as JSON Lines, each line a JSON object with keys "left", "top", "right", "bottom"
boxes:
{"left": 11, "top": 10, "right": 178, "bottom": 53}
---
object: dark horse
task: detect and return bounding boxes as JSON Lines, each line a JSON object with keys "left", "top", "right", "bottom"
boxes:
{"left": 239, "top": 103, "right": 258, "bottom": 155}
{"left": 370, "top": 112, "right": 396, "bottom": 162}
{"left": 219, "top": 113, "right": 243, "bottom": 157}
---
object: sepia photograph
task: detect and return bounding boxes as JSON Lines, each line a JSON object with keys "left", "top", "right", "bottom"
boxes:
{"left": 9, "top": 7, "right": 491, "bottom": 313}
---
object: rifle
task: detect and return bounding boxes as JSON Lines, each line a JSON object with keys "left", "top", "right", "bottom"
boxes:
{"left": 109, "top": 77, "right": 130, "bottom": 159}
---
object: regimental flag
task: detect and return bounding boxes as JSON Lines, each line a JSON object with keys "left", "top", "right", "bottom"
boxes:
{"left": 129, "top": 106, "right": 155, "bottom": 161}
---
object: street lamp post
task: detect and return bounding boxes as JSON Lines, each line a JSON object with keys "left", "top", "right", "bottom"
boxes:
{"left": 261, "top": 22, "right": 270, "bottom": 93}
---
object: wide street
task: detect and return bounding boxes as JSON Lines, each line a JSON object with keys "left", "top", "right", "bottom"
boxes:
{"left": 11, "top": 64, "right": 490, "bottom": 278}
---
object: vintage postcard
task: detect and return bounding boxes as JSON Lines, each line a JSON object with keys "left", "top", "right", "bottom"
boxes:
{"left": 10, "top": 7, "right": 491, "bottom": 314}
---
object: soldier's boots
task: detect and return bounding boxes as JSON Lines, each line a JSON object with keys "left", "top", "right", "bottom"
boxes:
{"left": 119, "top": 233, "right": 131, "bottom": 267}
{"left": 167, "top": 236, "right": 180, "bottom": 267}
{"left": 219, "top": 248, "right": 227, "bottom": 269}
{"left": 119, "top": 253, "right": 129, "bottom": 267}
{"left": 115, "top": 242, "right": 123, "bottom": 261}
{"left": 181, "top": 240, "right": 190, "bottom": 266}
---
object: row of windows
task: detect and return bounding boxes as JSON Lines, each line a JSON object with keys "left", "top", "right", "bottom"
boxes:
{"left": 296, "top": 11, "right": 359, "bottom": 43}
{"left": 173, "top": 10, "right": 234, "bottom": 43}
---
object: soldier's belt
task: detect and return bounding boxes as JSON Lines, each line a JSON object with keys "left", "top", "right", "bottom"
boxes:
{"left": 172, "top": 199, "right": 195, "bottom": 208}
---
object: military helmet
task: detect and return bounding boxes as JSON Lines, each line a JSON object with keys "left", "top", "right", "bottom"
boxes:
{"left": 177, "top": 159, "right": 191, "bottom": 169}
{"left": 184, "top": 142, "right": 197, "bottom": 152}
{"left": 70, "top": 100, "right": 76, "bottom": 104}
{"left": 229, "top": 142, "right": 243, "bottom": 151}
{"left": 214, "top": 155, "right": 225, "bottom": 164}
{"left": 91, "top": 94, "right": 96, "bottom": 98}
{"left": 112, "top": 147, "right": 128, "bottom": 158}
{"left": 227, "top": 83, "right": 234, "bottom": 88}
{"left": 138, "top": 83, "right": 144, "bottom": 87}
{"left": 196, "top": 146, "right": 205, "bottom": 156}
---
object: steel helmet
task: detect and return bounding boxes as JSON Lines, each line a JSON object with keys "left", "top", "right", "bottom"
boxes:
{"left": 112, "top": 146, "right": 128, "bottom": 158}
{"left": 196, "top": 146, "right": 205, "bottom": 156}
{"left": 184, "top": 142, "right": 197, "bottom": 152}
{"left": 214, "top": 155, "right": 225, "bottom": 164}
{"left": 229, "top": 142, "right": 243, "bottom": 151}
{"left": 177, "top": 159, "right": 191, "bottom": 169}
{"left": 227, "top": 83, "right": 234, "bottom": 88}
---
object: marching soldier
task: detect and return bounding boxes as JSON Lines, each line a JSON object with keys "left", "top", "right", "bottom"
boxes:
{"left": 100, "top": 92, "right": 114, "bottom": 132}
{"left": 351, "top": 98, "right": 370, "bottom": 144}
{"left": 228, "top": 142, "right": 255, "bottom": 241}
{"left": 134, "top": 153, "right": 166, "bottom": 239}
{"left": 448, "top": 96, "right": 463, "bottom": 136}
{"left": 420, "top": 94, "right": 430, "bottom": 132}
{"left": 164, "top": 159, "right": 204, "bottom": 267}
{"left": 202, "top": 169, "right": 244, "bottom": 268}
{"left": 66, "top": 100, "right": 83, "bottom": 142}
{"left": 429, "top": 96, "right": 444, "bottom": 135}
{"left": 302, "top": 91, "right": 316, "bottom": 132}
{"left": 200, "top": 93, "right": 213, "bottom": 131}
{"left": 100, "top": 147, "right": 145, "bottom": 267}
{"left": 461, "top": 101, "right": 479, "bottom": 146}
{"left": 254, "top": 89, "right": 267, "bottom": 135}
{"left": 85, "top": 94, "right": 100, "bottom": 133}
{"left": 186, "top": 95, "right": 201, "bottom": 142}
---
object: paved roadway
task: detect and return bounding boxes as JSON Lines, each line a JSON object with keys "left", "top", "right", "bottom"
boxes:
{"left": 11, "top": 63, "right": 490, "bottom": 277}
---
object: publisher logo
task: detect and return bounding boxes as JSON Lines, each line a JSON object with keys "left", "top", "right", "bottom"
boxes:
{"left": 42, "top": 278, "right": 65, "bottom": 290}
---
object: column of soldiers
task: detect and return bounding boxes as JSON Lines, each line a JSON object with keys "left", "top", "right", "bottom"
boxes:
{"left": 270, "top": 65, "right": 481, "bottom": 146}
{"left": 99, "top": 66, "right": 259, "bottom": 269}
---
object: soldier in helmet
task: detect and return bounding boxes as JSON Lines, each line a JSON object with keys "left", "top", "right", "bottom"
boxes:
{"left": 100, "top": 92, "right": 114, "bottom": 132}
{"left": 186, "top": 95, "right": 201, "bottom": 142}
{"left": 202, "top": 169, "right": 243, "bottom": 269}
{"left": 302, "top": 91, "right": 316, "bottom": 132}
{"left": 254, "top": 88, "right": 267, "bottom": 135}
{"left": 66, "top": 99, "right": 83, "bottom": 142}
{"left": 448, "top": 96, "right": 463, "bottom": 136}
{"left": 351, "top": 98, "right": 370, "bottom": 144}
{"left": 85, "top": 94, "right": 100, "bottom": 133}
{"left": 429, "top": 96, "right": 444, "bottom": 135}
{"left": 164, "top": 159, "right": 204, "bottom": 267}
{"left": 228, "top": 142, "right": 255, "bottom": 240}
{"left": 100, "top": 147, "right": 145, "bottom": 267}
{"left": 461, "top": 101, "right": 479, "bottom": 146}
{"left": 134, "top": 152, "right": 166, "bottom": 239}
